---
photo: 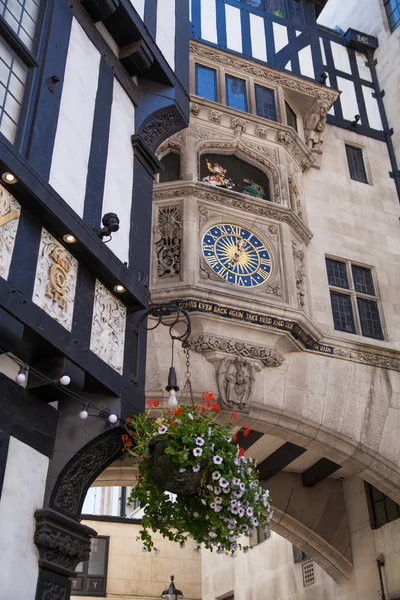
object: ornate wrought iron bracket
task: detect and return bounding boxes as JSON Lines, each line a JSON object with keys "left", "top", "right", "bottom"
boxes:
{"left": 132, "top": 302, "right": 191, "bottom": 386}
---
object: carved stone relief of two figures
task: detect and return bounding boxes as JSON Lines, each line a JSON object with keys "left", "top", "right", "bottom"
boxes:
{"left": 304, "top": 100, "right": 328, "bottom": 151}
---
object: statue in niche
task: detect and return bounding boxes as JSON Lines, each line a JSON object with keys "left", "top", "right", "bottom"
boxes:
{"left": 241, "top": 178, "right": 267, "bottom": 199}
{"left": 288, "top": 176, "right": 302, "bottom": 217}
{"left": 202, "top": 158, "right": 235, "bottom": 190}
{"left": 218, "top": 357, "right": 254, "bottom": 410}
{"left": 304, "top": 101, "right": 328, "bottom": 151}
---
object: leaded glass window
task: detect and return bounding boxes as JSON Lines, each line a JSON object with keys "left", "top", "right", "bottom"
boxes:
{"left": 367, "top": 483, "right": 400, "bottom": 529}
{"left": 0, "top": 37, "right": 28, "bottom": 143}
{"left": 325, "top": 258, "right": 383, "bottom": 340}
{"left": 0, "top": 0, "right": 41, "bottom": 51}
{"left": 226, "top": 75, "right": 247, "bottom": 112}
{"left": 266, "top": 0, "right": 306, "bottom": 24}
{"left": 195, "top": 64, "right": 217, "bottom": 102}
{"left": 384, "top": 0, "right": 400, "bottom": 31}
{"left": 285, "top": 101, "right": 297, "bottom": 131}
{"left": 255, "top": 85, "right": 277, "bottom": 121}
{"left": 345, "top": 145, "right": 368, "bottom": 183}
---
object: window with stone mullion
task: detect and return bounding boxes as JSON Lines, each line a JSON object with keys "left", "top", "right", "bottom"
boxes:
{"left": 384, "top": 0, "right": 400, "bottom": 31}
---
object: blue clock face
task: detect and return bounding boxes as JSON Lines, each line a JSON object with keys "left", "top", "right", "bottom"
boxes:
{"left": 202, "top": 224, "right": 272, "bottom": 287}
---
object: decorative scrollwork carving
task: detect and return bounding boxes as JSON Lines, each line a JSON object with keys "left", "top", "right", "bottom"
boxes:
{"left": 0, "top": 184, "right": 20, "bottom": 280}
{"left": 141, "top": 110, "right": 183, "bottom": 152}
{"left": 42, "top": 582, "right": 67, "bottom": 600}
{"left": 154, "top": 205, "right": 182, "bottom": 278}
{"left": 230, "top": 117, "right": 248, "bottom": 133}
{"left": 189, "top": 333, "right": 284, "bottom": 367}
{"left": 292, "top": 239, "right": 306, "bottom": 308}
{"left": 276, "top": 131, "right": 292, "bottom": 147}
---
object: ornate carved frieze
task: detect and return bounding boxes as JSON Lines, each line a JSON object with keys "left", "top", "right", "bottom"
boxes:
{"left": 154, "top": 205, "right": 182, "bottom": 278}
{"left": 289, "top": 176, "right": 302, "bottom": 219}
{"left": 190, "top": 42, "right": 339, "bottom": 109}
{"left": 276, "top": 131, "right": 292, "bottom": 147}
{"left": 153, "top": 184, "right": 313, "bottom": 245}
{"left": 0, "top": 184, "right": 21, "bottom": 281}
{"left": 196, "top": 125, "right": 234, "bottom": 141}
{"left": 90, "top": 280, "right": 126, "bottom": 374}
{"left": 332, "top": 347, "right": 400, "bottom": 372}
{"left": 189, "top": 333, "right": 284, "bottom": 367}
{"left": 34, "top": 519, "right": 92, "bottom": 573}
{"left": 292, "top": 240, "right": 306, "bottom": 308}
{"left": 32, "top": 229, "right": 78, "bottom": 331}
{"left": 141, "top": 110, "right": 183, "bottom": 152}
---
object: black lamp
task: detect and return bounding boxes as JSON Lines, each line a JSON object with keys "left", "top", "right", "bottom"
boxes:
{"left": 161, "top": 576, "right": 183, "bottom": 600}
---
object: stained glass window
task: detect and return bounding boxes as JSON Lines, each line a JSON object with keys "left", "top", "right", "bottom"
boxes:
{"left": 195, "top": 64, "right": 217, "bottom": 102}
{"left": 226, "top": 75, "right": 247, "bottom": 112}
{"left": 255, "top": 85, "right": 277, "bottom": 121}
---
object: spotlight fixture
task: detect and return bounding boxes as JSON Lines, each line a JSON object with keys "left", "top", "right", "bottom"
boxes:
{"left": 60, "top": 375, "right": 71, "bottom": 386}
{"left": 351, "top": 114, "right": 361, "bottom": 128}
{"left": 15, "top": 366, "right": 27, "bottom": 384}
{"left": 2, "top": 171, "right": 17, "bottom": 184}
{"left": 63, "top": 234, "right": 77, "bottom": 244}
{"left": 79, "top": 404, "right": 89, "bottom": 420}
{"left": 114, "top": 284, "right": 125, "bottom": 293}
{"left": 98, "top": 212, "right": 120, "bottom": 240}
{"left": 108, "top": 413, "right": 118, "bottom": 424}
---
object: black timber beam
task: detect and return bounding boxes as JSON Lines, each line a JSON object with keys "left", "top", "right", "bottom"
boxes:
{"left": 302, "top": 458, "right": 341, "bottom": 487}
{"left": 258, "top": 442, "right": 307, "bottom": 481}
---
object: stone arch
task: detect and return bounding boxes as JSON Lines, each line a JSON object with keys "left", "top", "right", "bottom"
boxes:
{"left": 196, "top": 139, "right": 282, "bottom": 203}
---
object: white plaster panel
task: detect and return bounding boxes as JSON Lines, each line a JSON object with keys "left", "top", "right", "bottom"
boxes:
{"left": 319, "top": 38, "right": 327, "bottom": 65}
{"left": 200, "top": 0, "right": 218, "bottom": 44}
{"left": 273, "top": 22, "right": 288, "bottom": 53}
{"left": 0, "top": 183, "right": 21, "bottom": 281}
{"left": 129, "top": 0, "right": 145, "bottom": 19}
{"left": 49, "top": 18, "right": 100, "bottom": 217}
{"left": 90, "top": 279, "right": 126, "bottom": 374}
{"left": 285, "top": 60, "right": 292, "bottom": 71}
{"left": 156, "top": 0, "right": 176, "bottom": 70}
{"left": 298, "top": 45, "right": 314, "bottom": 79}
{"left": 337, "top": 76, "right": 359, "bottom": 122}
{"left": 32, "top": 228, "right": 78, "bottom": 331}
{"left": 0, "top": 437, "right": 49, "bottom": 600}
{"left": 330, "top": 41, "right": 352, "bottom": 74}
{"left": 362, "top": 86, "right": 383, "bottom": 130}
{"left": 355, "top": 51, "right": 372, "bottom": 82}
{"left": 250, "top": 13, "right": 267, "bottom": 62}
{"left": 225, "top": 4, "right": 242, "bottom": 53}
{"left": 101, "top": 79, "right": 135, "bottom": 264}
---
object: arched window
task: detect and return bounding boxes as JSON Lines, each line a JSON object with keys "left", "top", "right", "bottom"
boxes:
{"left": 200, "top": 153, "right": 270, "bottom": 200}
{"left": 159, "top": 151, "right": 181, "bottom": 182}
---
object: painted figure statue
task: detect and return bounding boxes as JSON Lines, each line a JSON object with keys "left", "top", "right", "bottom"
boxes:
{"left": 241, "top": 178, "right": 267, "bottom": 199}
{"left": 202, "top": 159, "right": 235, "bottom": 189}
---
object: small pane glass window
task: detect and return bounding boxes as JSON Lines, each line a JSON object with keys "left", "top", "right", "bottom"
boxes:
{"left": 288, "top": 0, "right": 305, "bottom": 25}
{"left": 267, "top": 0, "right": 287, "bottom": 18}
{"left": 357, "top": 298, "right": 383, "bottom": 340}
{"left": 352, "top": 265, "right": 375, "bottom": 295}
{"left": 255, "top": 85, "right": 277, "bottom": 121}
{"left": 0, "top": 36, "right": 28, "bottom": 143}
{"left": 244, "top": 0, "right": 264, "bottom": 7}
{"left": 330, "top": 292, "right": 356, "bottom": 333}
{"left": 384, "top": 0, "right": 400, "bottom": 32}
{"left": 195, "top": 64, "right": 217, "bottom": 102}
{"left": 367, "top": 483, "right": 400, "bottom": 529}
{"left": 326, "top": 259, "right": 349, "bottom": 289}
{"left": 345, "top": 145, "right": 368, "bottom": 183}
{"left": 1, "top": 0, "right": 41, "bottom": 51}
{"left": 226, "top": 75, "right": 247, "bottom": 112}
{"left": 285, "top": 101, "right": 297, "bottom": 131}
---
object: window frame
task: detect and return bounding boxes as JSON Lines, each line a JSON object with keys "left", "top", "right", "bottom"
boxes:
{"left": 254, "top": 84, "right": 277, "bottom": 122}
{"left": 366, "top": 482, "right": 400, "bottom": 529}
{"left": 384, "top": 0, "right": 400, "bottom": 32}
{"left": 195, "top": 63, "right": 218, "bottom": 103}
{"left": 71, "top": 535, "right": 110, "bottom": 597}
{"left": 284, "top": 99, "right": 298, "bottom": 132}
{"left": 225, "top": 74, "right": 248, "bottom": 112}
{"left": 0, "top": 0, "right": 46, "bottom": 149}
{"left": 345, "top": 144, "right": 369, "bottom": 184}
{"left": 325, "top": 256, "right": 384, "bottom": 340}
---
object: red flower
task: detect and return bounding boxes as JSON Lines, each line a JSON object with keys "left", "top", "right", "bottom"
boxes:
{"left": 238, "top": 447, "right": 245, "bottom": 457}
{"left": 153, "top": 400, "right": 160, "bottom": 408}
{"left": 202, "top": 391, "right": 215, "bottom": 402}
{"left": 243, "top": 424, "right": 251, "bottom": 437}
{"left": 211, "top": 403, "right": 221, "bottom": 413}
{"left": 231, "top": 411, "right": 238, "bottom": 420}
{"left": 175, "top": 407, "right": 183, "bottom": 415}
{"left": 233, "top": 432, "right": 238, "bottom": 442}
{"left": 125, "top": 417, "right": 131, "bottom": 423}
{"left": 194, "top": 404, "right": 199, "bottom": 410}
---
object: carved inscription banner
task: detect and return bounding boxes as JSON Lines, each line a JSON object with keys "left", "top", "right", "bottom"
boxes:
{"left": 0, "top": 184, "right": 21, "bottom": 281}
{"left": 176, "top": 299, "right": 334, "bottom": 354}
{"left": 33, "top": 229, "right": 78, "bottom": 331}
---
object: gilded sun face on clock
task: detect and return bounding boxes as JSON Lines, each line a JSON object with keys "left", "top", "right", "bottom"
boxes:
{"left": 202, "top": 224, "right": 272, "bottom": 287}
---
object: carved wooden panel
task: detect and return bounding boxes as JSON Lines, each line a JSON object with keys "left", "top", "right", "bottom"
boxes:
{"left": 0, "top": 184, "right": 21, "bottom": 281}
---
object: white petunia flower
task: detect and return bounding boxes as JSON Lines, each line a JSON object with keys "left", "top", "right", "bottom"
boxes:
{"left": 158, "top": 425, "right": 168, "bottom": 434}
{"left": 219, "top": 478, "right": 229, "bottom": 488}
{"left": 193, "top": 447, "right": 203, "bottom": 457}
{"left": 192, "top": 464, "right": 201, "bottom": 472}
{"left": 213, "top": 455, "right": 223, "bottom": 464}
{"left": 212, "top": 471, "right": 221, "bottom": 480}
{"left": 196, "top": 437, "right": 205, "bottom": 446}
{"left": 179, "top": 467, "right": 186, "bottom": 473}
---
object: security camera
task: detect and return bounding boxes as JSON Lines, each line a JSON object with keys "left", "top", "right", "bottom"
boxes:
{"left": 99, "top": 213, "right": 120, "bottom": 240}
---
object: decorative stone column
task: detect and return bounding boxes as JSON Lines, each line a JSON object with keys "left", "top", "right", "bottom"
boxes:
{"left": 34, "top": 509, "right": 96, "bottom": 600}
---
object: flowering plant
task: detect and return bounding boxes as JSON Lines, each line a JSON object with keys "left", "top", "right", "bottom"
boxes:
{"left": 122, "top": 392, "right": 273, "bottom": 555}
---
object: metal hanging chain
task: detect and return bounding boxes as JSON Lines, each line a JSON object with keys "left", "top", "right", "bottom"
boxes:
{"left": 181, "top": 345, "right": 194, "bottom": 405}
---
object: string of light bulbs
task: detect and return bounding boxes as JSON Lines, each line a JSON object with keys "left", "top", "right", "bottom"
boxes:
{"left": 0, "top": 346, "right": 120, "bottom": 425}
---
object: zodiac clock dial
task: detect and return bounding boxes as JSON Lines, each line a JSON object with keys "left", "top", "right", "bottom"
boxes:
{"left": 202, "top": 224, "right": 272, "bottom": 287}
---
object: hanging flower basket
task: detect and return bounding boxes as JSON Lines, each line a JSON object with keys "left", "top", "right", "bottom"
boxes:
{"left": 122, "top": 393, "right": 273, "bottom": 555}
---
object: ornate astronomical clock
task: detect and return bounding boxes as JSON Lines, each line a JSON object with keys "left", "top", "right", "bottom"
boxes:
{"left": 201, "top": 224, "right": 272, "bottom": 287}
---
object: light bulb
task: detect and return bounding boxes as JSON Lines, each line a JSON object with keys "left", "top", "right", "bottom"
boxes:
{"left": 108, "top": 413, "right": 118, "bottom": 424}
{"left": 15, "top": 367, "right": 26, "bottom": 384}
{"left": 2, "top": 172, "right": 17, "bottom": 184}
{"left": 60, "top": 375, "right": 71, "bottom": 386}
{"left": 63, "top": 234, "right": 76, "bottom": 244}
{"left": 79, "top": 409, "right": 88, "bottom": 420}
{"left": 168, "top": 389, "right": 178, "bottom": 408}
